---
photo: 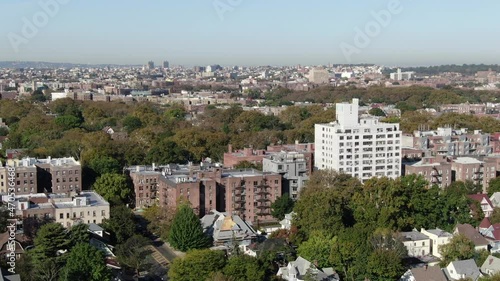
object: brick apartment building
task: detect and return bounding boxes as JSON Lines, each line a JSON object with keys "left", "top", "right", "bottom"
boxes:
{"left": 404, "top": 155, "right": 499, "bottom": 191}
{"left": 128, "top": 163, "right": 282, "bottom": 223}
{"left": 0, "top": 157, "right": 82, "bottom": 195}
{"left": 223, "top": 142, "right": 314, "bottom": 171}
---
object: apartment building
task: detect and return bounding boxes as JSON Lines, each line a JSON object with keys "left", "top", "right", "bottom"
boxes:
{"left": 315, "top": 98, "right": 402, "bottom": 182}
{"left": 404, "top": 155, "right": 452, "bottom": 188}
{"left": 128, "top": 164, "right": 282, "bottom": 223}
{"left": 3, "top": 191, "right": 110, "bottom": 228}
{"left": 452, "top": 157, "right": 496, "bottom": 192}
{"left": 0, "top": 158, "right": 37, "bottom": 194}
{"left": 262, "top": 151, "right": 308, "bottom": 200}
{"left": 219, "top": 169, "right": 281, "bottom": 223}
{"left": 0, "top": 157, "right": 81, "bottom": 195}
{"left": 406, "top": 127, "right": 492, "bottom": 156}
{"left": 420, "top": 228, "right": 453, "bottom": 259}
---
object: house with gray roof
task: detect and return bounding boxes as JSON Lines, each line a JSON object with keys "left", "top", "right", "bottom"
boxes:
{"left": 444, "top": 259, "right": 482, "bottom": 281}
{"left": 400, "top": 265, "right": 447, "bottom": 281}
{"left": 201, "top": 210, "right": 257, "bottom": 246}
{"left": 277, "top": 256, "right": 340, "bottom": 281}
{"left": 481, "top": 255, "right": 500, "bottom": 276}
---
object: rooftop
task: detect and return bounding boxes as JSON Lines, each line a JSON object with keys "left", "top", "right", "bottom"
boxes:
{"left": 454, "top": 157, "right": 483, "bottom": 165}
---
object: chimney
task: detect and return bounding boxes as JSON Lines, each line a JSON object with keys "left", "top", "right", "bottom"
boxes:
{"left": 152, "top": 163, "right": 156, "bottom": 170}
{"left": 228, "top": 144, "right": 233, "bottom": 153}
{"left": 424, "top": 265, "right": 428, "bottom": 271}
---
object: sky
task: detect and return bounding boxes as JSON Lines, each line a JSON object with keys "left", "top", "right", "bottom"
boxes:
{"left": 1, "top": 0, "right": 499, "bottom": 67}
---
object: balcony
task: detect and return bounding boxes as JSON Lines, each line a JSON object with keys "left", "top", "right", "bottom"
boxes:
{"left": 234, "top": 197, "right": 246, "bottom": 204}
{"left": 256, "top": 197, "right": 270, "bottom": 202}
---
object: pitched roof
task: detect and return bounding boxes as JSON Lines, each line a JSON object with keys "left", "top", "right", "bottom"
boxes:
{"left": 468, "top": 194, "right": 494, "bottom": 208}
{"left": 410, "top": 266, "right": 447, "bottom": 281}
{"left": 455, "top": 224, "right": 489, "bottom": 246}
{"left": 399, "top": 231, "right": 430, "bottom": 242}
{"left": 491, "top": 192, "right": 500, "bottom": 207}
{"left": 486, "top": 223, "right": 500, "bottom": 240}
{"left": 479, "top": 217, "right": 492, "bottom": 229}
{"left": 201, "top": 210, "right": 257, "bottom": 243}
{"left": 447, "top": 259, "right": 481, "bottom": 281}
{"left": 481, "top": 255, "right": 500, "bottom": 274}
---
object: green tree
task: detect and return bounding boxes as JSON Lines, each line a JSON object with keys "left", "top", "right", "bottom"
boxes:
{"left": 146, "top": 139, "right": 189, "bottom": 165}
{"left": 475, "top": 249, "right": 490, "bottom": 268}
{"left": 366, "top": 248, "right": 405, "bottom": 281}
{"left": 368, "top": 108, "right": 386, "bottom": 117}
{"left": 92, "top": 173, "right": 132, "bottom": 204}
{"left": 491, "top": 208, "right": 500, "bottom": 224}
{"left": 116, "top": 235, "right": 153, "bottom": 277}
{"left": 102, "top": 205, "right": 136, "bottom": 244}
{"left": 122, "top": 115, "right": 143, "bottom": 133}
{"left": 88, "top": 155, "right": 121, "bottom": 176}
{"left": 59, "top": 243, "right": 111, "bottom": 281}
{"left": 297, "top": 231, "right": 335, "bottom": 268}
{"left": 488, "top": 177, "right": 500, "bottom": 197}
{"left": 169, "top": 204, "right": 210, "bottom": 251}
{"left": 31, "top": 223, "right": 70, "bottom": 265}
{"left": 168, "top": 249, "right": 227, "bottom": 281}
{"left": 271, "top": 194, "right": 295, "bottom": 220}
{"left": 55, "top": 115, "right": 82, "bottom": 130}
{"left": 440, "top": 234, "right": 475, "bottom": 266}
{"left": 293, "top": 170, "right": 362, "bottom": 238}
{"left": 69, "top": 223, "right": 90, "bottom": 246}
{"left": 223, "top": 255, "right": 265, "bottom": 281}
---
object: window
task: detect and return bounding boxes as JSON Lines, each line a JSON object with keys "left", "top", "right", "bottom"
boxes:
{"left": 60, "top": 213, "right": 63, "bottom": 219}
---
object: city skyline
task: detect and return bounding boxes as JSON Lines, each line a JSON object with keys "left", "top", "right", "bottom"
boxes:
{"left": 1, "top": 1, "right": 500, "bottom": 66}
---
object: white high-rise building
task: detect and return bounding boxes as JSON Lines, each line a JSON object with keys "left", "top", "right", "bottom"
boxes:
{"left": 314, "top": 98, "right": 402, "bottom": 182}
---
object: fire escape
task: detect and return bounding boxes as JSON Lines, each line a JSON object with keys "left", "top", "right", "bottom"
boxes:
{"left": 255, "top": 178, "right": 271, "bottom": 217}
{"left": 430, "top": 166, "right": 442, "bottom": 186}
{"left": 473, "top": 164, "right": 484, "bottom": 185}
{"left": 233, "top": 179, "right": 246, "bottom": 219}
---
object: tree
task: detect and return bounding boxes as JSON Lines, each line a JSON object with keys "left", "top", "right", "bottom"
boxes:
{"left": 293, "top": 170, "right": 362, "bottom": 238}
{"left": 366, "top": 248, "right": 405, "bottom": 281}
{"left": 206, "top": 272, "right": 235, "bottom": 281}
{"left": 491, "top": 208, "right": 500, "bottom": 224}
{"left": 116, "top": 235, "right": 153, "bottom": 277}
{"left": 92, "top": 173, "right": 132, "bottom": 204}
{"left": 168, "top": 249, "right": 227, "bottom": 281}
{"left": 440, "top": 234, "right": 475, "bottom": 266}
{"left": 69, "top": 223, "right": 90, "bottom": 246}
{"left": 223, "top": 255, "right": 265, "bottom": 281}
{"left": 102, "top": 205, "right": 136, "bottom": 244}
{"left": 122, "top": 115, "right": 143, "bottom": 133}
{"left": 297, "top": 231, "right": 335, "bottom": 268}
{"left": 142, "top": 205, "right": 176, "bottom": 240}
{"left": 88, "top": 155, "right": 121, "bottom": 176}
{"left": 488, "top": 177, "right": 500, "bottom": 197}
{"left": 59, "top": 243, "right": 111, "bottom": 281}
{"left": 271, "top": 194, "right": 295, "bottom": 220}
{"left": 368, "top": 108, "right": 386, "bottom": 117}
{"left": 55, "top": 115, "right": 82, "bottom": 130}
{"left": 31, "top": 223, "right": 70, "bottom": 265}
{"left": 168, "top": 204, "right": 210, "bottom": 251}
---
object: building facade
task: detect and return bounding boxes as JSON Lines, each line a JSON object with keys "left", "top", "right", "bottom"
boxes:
{"left": 315, "top": 98, "right": 402, "bottom": 182}
{"left": 262, "top": 152, "right": 308, "bottom": 200}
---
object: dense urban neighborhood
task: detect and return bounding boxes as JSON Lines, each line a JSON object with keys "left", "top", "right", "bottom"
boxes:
{"left": 2, "top": 63, "right": 500, "bottom": 281}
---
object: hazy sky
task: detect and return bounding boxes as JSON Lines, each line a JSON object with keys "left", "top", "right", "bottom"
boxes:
{"left": 1, "top": 0, "right": 499, "bottom": 67}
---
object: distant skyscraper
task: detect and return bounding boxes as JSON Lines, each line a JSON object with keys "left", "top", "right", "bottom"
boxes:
{"left": 163, "top": 61, "right": 169, "bottom": 69}
{"left": 147, "top": 61, "right": 155, "bottom": 70}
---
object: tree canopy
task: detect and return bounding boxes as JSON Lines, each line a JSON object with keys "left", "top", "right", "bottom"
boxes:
{"left": 168, "top": 204, "right": 210, "bottom": 251}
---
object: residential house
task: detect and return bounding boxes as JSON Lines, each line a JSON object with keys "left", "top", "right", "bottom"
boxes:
{"left": 467, "top": 194, "right": 494, "bottom": 218}
{"left": 420, "top": 228, "right": 453, "bottom": 258}
{"left": 201, "top": 210, "right": 258, "bottom": 247}
{"left": 443, "top": 259, "right": 482, "bottom": 281}
{"left": 280, "top": 212, "right": 294, "bottom": 230}
{"left": 400, "top": 265, "right": 447, "bottom": 281}
{"left": 479, "top": 218, "right": 492, "bottom": 234}
{"left": 482, "top": 223, "right": 500, "bottom": 253}
{"left": 399, "top": 230, "right": 431, "bottom": 257}
{"left": 454, "top": 223, "right": 489, "bottom": 251}
{"left": 277, "top": 256, "right": 340, "bottom": 281}
{"left": 490, "top": 192, "right": 500, "bottom": 208}
{"left": 481, "top": 255, "right": 500, "bottom": 276}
